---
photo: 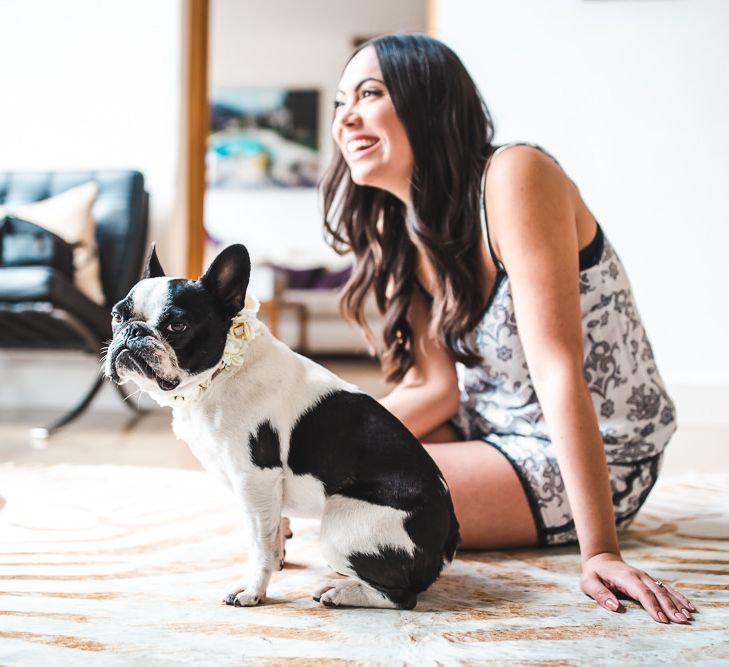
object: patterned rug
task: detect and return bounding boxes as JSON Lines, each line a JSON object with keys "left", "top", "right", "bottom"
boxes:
{"left": 0, "top": 464, "right": 727, "bottom": 666}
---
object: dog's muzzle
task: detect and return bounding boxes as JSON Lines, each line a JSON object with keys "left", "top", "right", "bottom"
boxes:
{"left": 107, "top": 322, "right": 180, "bottom": 391}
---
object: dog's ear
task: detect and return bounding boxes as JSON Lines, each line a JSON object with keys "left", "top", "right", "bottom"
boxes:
{"left": 200, "top": 244, "right": 251, "bottom": 318}
{"left": 142, "top": 243, "right": 166, "bottom": 279}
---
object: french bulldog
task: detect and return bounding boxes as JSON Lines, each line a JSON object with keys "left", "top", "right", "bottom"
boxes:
{"left": 104, "top": 243, "right": 459, "bottom": 609}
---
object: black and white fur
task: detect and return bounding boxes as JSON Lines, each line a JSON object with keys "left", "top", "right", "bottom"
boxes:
{"left": 105, "top": 244, "right": 459, "bottom": 609}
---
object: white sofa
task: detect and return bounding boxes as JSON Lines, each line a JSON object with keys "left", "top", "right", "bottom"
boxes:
{"left": 276, "top": 287, "right": 383, "bottom": 355}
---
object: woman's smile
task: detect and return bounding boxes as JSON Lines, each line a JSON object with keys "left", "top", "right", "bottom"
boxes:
{"left": 345, "top": 135, "right": 381, "bottom": 159}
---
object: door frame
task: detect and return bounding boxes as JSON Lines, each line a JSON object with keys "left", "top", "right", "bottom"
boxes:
{"left": 183, "top": 0, "right": 208, "bottom": 278}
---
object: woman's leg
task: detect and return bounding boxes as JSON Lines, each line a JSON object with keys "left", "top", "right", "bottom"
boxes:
{"left": 422, "top": 435, "right": 540, "bottom": 550}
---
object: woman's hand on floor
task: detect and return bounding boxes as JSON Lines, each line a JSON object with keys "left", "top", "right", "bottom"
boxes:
{"left": 580, "top": 552, "right": 696, "bottom": 623}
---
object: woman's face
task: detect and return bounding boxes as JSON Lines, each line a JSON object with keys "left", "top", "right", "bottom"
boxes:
{"left": 332, "top": 45, "right": 414, "bottom": 202}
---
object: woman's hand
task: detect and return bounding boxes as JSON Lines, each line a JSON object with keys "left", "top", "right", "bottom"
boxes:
{"left": 580, "top": 552, "right": 697, "bottom": 623}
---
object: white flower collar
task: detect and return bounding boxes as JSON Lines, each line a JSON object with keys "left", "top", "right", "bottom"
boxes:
{"left": 168, "top": 293, "right": 261, "bottom": 404}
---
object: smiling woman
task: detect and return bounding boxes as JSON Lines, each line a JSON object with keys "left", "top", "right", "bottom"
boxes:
{"left": 318, "top": 33, "right": 690, "bottom": 626}
{"left": 323, "top": 36, "right": 494, "bottom": 383}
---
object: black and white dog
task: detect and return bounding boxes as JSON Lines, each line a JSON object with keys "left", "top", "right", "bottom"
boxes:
{"left": 105, "top": 244, "right": 459, "bottom": 609}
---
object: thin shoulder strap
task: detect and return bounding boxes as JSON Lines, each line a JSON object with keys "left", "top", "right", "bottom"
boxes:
{"left": 480, "top": 142, "right": 561, "bottom": 271}
{"left": 478, "top": 169, "right": 503, "bottom": 272}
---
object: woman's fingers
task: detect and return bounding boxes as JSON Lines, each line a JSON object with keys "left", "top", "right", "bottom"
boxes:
{"left": 641, "top": 576, "right": 691, "bottom": 623}
{"left": 647, "top": 577, "right": 696, "bottom": 621}
{"left": 627, "top": 575, "right": 694, "bottom": 624}
{"left": 630, "top": 581, "right": 671, "bottom": 623}
{"left": 580, "top": 573, "right": 623, "bottom": 612}
{"left": 662, "top": 582, "right": 697, "bottom": 615}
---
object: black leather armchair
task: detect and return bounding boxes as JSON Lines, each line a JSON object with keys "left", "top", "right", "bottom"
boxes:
{"left": 0, "top": 170, "right": 149, "bottom": 436}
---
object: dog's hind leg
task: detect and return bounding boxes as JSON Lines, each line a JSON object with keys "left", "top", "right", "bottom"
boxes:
{"left": 316, "top": 494, "right": 420, "bottom": 610}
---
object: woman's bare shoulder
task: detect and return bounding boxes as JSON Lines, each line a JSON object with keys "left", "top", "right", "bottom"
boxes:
{"left": 484, "top": 145, "right": 574, "bottom": 263}
{"left": 485, "top": 144, "right": 564, "bottom": 195}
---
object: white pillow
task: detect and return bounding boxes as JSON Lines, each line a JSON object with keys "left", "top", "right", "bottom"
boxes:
{"left": 0, "top": 181, "right": 106, "bottom": 305}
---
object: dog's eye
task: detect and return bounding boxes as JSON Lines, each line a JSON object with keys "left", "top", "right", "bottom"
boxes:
{"left": 111, "top": 311, "right": 122, "bottom": 324}
{"left": 167, "top": 321, "right": 187, "bottom": 333}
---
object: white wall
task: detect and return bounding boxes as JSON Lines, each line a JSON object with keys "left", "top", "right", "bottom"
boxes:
{"left": 206, "top": 0, "right": 426, "bottom": 269}
{"left": 0, "top": 0, "right": 185, "bottom": 412}
{"left": 437, "top": 0, "right": 729, "bottom": 420}
{"left": 0, "top": 0, "right": 185, "bottom": 272}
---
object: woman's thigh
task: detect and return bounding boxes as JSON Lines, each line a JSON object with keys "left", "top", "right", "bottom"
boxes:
{"left": 423, "top": 440, "right": 539, "bottom": 550}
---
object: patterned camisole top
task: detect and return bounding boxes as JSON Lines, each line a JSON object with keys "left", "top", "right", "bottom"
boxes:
{"left": 451, "top": 144, "right": 677, "bottom": 465}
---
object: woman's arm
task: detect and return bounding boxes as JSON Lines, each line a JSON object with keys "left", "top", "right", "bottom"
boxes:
{"left": 487, "top": 148, "right": 618, "bottom": 561}
{"left": 379, "top": 289, "right": 460, "bottom": 439}
{"left": 486, "top": 146, "right": 694, "bottom": 623}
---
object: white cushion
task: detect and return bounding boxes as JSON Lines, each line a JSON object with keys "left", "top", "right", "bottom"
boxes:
{"left": 0, "top": 182, "right": 105, "bottom": 305}
{"left": 282, "top": 289, "right": 381, "bottom": 318}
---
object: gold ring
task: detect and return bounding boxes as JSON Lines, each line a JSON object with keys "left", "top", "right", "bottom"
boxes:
{"left": 655, "top": 580, "right": 664, "bottom": 588}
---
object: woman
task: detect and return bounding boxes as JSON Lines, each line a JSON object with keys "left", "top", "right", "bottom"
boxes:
{"left": 320, "top": 33, "right": 693, "bottom": 623}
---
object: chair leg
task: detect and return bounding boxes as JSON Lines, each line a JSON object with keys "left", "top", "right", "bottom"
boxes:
{"left": 30, "top": 375, "right": 105, "bottom": 440}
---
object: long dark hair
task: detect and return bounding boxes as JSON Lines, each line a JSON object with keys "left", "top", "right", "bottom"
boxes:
{"left": 321, "top": 33, "right": 496, "bottom": 382}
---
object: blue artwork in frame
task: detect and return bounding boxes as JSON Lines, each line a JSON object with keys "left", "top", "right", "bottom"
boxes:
{"left": 208, "top": 88, "right": 320, "bottom": 188}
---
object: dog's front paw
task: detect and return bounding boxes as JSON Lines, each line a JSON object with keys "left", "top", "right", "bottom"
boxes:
{"left": 222, "top": 586, "right": 267, "bottom": 607}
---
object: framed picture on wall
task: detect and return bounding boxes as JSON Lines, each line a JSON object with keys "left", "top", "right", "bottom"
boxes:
{"left": 208, "top": 88, "right": 320, "bottom": 188}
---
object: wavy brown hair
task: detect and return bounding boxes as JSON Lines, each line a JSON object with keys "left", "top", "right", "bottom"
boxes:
{"left": 321, "top": 34, "right": 496, "bottom": 382}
